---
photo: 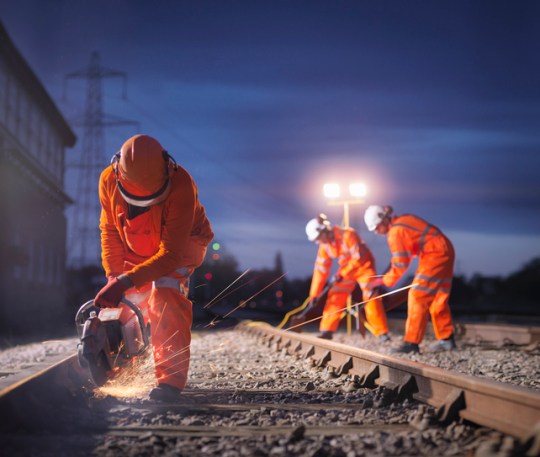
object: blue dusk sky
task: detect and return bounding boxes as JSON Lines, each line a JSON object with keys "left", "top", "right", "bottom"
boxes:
{"left": 2, "top": 1, "right": 539, "bottom": 280}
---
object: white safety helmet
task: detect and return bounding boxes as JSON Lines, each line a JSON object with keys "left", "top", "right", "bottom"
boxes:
{"left": 305, "top": 214, "right": 331, "bottom": 241}
{"left": 364, "top": 205, "right": 387, "bottom": 231}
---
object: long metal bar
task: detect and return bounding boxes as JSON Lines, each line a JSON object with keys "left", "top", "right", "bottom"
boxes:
{"left": 240, "top": 322, "right": 540, "bottom": 443}
{"left": 386, "top": 318, "right": 540, "bottom": 346}
{"left": 456, "top": 323, "right": 540, "bottom": 345}
{"left": 0, "top": 353, "right": 89, "bottom": 430}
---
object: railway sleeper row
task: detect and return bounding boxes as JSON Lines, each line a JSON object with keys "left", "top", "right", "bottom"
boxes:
{"left": 1, "top": 324, "right": 540, "bottom": 456}
{"left": 241, "top": 322, "right": 540, "bottom": 456}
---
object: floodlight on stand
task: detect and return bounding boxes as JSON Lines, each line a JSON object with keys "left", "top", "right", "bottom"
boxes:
{"left": 349, "top": 182, "right": 367, "bottom": 198}
{"left": 323, "top": 183, "right": 340, "bottom": 199}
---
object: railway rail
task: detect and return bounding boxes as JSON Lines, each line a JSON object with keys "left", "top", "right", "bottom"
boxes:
{"left": 386, "top": 318, "right": 540, "bottom": 347}
{"left": 0, "top": 321, "right": 539, "bottom": 456}
{"left": 241, "top": 323, "right": 540, "bottom": 440}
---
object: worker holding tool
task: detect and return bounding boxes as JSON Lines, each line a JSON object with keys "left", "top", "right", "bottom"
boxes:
{"left": 93, "top": 134, "right": 214, "bottom": 401}
{"left": 305, "top": 214, "right": 389, "bottom": 341}
{"left": 364, "top": 205, "right": 456, "bottom": 353}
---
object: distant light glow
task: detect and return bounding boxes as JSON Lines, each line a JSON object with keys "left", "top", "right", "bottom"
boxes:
{"left": 204, "top": 272, "right": 213, "bottom": 280}
{"left": 349, "top": 182, "right": 367, "bottom": 198}
{"left": 212, "top": 242, "right": 221, "bottom": 251}
{"left": 324, "top": 181, "right": 367, "bottom": 199}
{"left": 323, "top": 183, "right": 340, "bottom": 199}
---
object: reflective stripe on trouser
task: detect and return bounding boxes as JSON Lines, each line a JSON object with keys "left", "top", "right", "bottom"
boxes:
{"left": 320, "top": 277, "right": 388, "bottom": 335}
{"left": 123, "top": 268, "right": 194, "bottom": 391}
{"left": 149, "top": 277, "right": 193, "bottom": 391}
{"left": 404, "top": 251, "right": 454, "bottom": 344}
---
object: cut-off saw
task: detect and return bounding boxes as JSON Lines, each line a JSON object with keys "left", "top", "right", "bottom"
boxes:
{"left": 75, "top": 299, "right": 150, "bottom": 386}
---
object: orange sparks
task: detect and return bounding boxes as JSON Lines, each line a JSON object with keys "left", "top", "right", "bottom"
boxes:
{"left": 95, "top": 350, "right": 155, "bottom": 399}
{"left": 203, "top": 269, "right": 252, "bottom": 309}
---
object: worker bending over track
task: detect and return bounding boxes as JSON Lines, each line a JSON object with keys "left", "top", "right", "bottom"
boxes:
{"left": 305, "top": 214, "right": 389, "bottom": 341}
{"left": 364, "top": 205, "right": 456, "bottom": 353}
{"left": 93, "top": 134, "right": 214, "bottom": 401}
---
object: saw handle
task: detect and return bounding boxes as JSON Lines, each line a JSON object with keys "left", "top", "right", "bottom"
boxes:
{"left": 119, "top": 298, "right": 150, "bottom": 348}
{"left": 75, "top": 298, "right": 149, "bottom": 348}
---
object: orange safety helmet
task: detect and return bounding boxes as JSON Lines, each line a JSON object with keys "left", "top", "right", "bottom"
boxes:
{"left": 113, "top": 134, "right": 176, "bottom": 207}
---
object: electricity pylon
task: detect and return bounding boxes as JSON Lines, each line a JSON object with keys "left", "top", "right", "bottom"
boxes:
{"left": 64, "top": 51, "right": 138, "bottom": 268}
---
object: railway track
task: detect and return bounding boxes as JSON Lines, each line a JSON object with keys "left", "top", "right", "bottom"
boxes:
{"left": 386, "top": 318, "right": 540, "bottom": 347}
{"left": 242, "top": 323, "right": 540, "bottom": 440}
{"left": 0, "top": 321, "right": 539, "bottom": 456}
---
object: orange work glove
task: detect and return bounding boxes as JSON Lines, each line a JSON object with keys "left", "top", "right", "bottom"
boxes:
{"left": 94, "top": 275, "right": 133, "bottom": 308}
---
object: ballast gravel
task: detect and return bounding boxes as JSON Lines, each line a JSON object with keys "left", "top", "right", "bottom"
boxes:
{"left": 0, "top": 338, "right": 78, "bottom": 372}
{"left": 90, "top": 329, "right": 534, "bottom": 457}
{"left": 0, "top": 327, "right": 537, "bottom": 456}
{"left": 334, "top": 331, "right": 540, "bottom": 390}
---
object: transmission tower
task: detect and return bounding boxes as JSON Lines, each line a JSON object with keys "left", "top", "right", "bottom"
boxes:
{"left": 64, "top": 51, "right": 138, "bottom": 268}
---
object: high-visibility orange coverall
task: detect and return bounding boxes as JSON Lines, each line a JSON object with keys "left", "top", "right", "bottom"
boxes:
{"left": 382, "top": 214, "right": 454, "bottom": 344}
{"left": 309, "top": 226, "right": 388, "bottom": 335}
{"left": 99, "top": 164, "right": 213, "bottom": 390}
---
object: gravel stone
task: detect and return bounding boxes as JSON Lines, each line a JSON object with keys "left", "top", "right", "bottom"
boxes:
{"left": 0, "top": 328, "right": 537, "bottom": 456}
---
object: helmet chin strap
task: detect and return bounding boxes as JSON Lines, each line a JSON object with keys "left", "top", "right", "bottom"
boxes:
{"left": 117, "top": 178, "right": 171, "bottom": 207}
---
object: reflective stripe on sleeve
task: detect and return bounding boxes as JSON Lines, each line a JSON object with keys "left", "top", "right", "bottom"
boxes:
{"left": 316, "top": 255, "right": 330, "bottom": 265}
{"left": 315, "top": 264, "right": 329, "bottom": 273}
{"left": 393, "top": 251, "right": 411, "bottom": 257}
{"left": 153, "top": 277, "right": 181, "bottom": 291}
{"left": 153, "top": 276, "right": 189, "bottom": 295}
{"left": 392, "top": 262, "right": 409, "bottom": 268}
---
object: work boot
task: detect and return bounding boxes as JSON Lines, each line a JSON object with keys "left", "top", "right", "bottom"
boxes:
{"left": 378, "top": 333, "right": 391, "bottom": 343}
{"left": 428, "top": 335, "right": 456, "bottom": 352}
{"left": 317, "top": 331, "right": 333, "bottom": 340}
{"left": 149, "top": 383, "right": 182, "bottom": 402}
{"left": 390, "top": 342, "right": 420, "bottom": 354}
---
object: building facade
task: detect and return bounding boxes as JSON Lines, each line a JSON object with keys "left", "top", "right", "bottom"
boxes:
{"left": 0, "top": 22, "right": 76, "bottom": 338}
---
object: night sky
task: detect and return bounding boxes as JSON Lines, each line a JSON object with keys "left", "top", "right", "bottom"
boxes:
{"left": 2, "top": 1, "right": 539, "bottom": 280}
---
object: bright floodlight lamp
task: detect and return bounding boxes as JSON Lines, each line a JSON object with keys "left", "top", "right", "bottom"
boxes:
{"left": 323, "top": 182, "right": 341, "bottom": 199}
{"left": 349, "top": 182, "right": 367, "bottom": 198}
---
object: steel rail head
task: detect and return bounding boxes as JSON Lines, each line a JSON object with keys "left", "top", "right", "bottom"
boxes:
{"left": 239, "top": 321, "right": 540, "bottom": 448}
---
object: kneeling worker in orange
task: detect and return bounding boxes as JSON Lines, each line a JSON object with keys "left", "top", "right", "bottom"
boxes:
{"left": 93, "top": 134, "right": 214, "bottom": 401}
{"left": 364, "top": 205, "right": 456, "bottom": 353}
{"left": 305, "top": 214, "right": 389, "bottom": 341}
